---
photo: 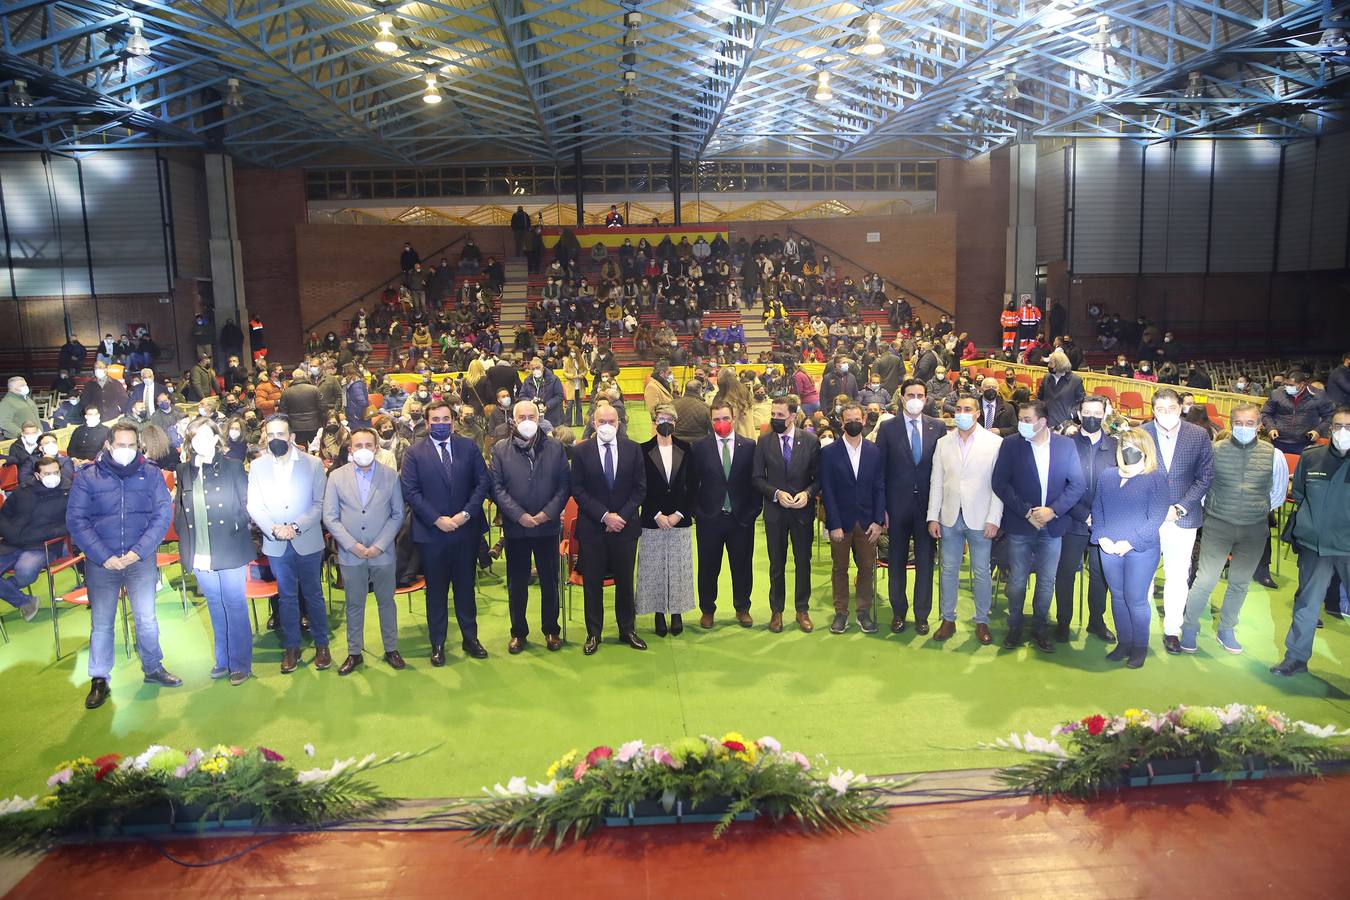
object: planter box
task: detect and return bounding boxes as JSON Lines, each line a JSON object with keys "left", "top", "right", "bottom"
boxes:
{"left": 1126, "top": 755, "right": 1269, "bottom": 788}
{"left": 602, "top": 797, "right": 755, "bottom": 827}
{"left": 676, "top": 798, "right": 755, "bottom": 825}
{"left": 92, "top": 803, "right": 259, "bottom": 836}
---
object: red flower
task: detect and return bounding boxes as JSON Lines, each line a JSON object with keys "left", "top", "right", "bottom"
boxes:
{"left": 93, "top": 753, "right": 121, "bottom": 769}
{"left": 1083, "top": 715, "right": 1108, "bottom": 736}
{"left": 585, "top": 746, "right": 613, "bottom": 767}
{"left": 259, "top": 747, "right": 284, "bottom": 763}
{"left": 572, "top": 761, "right": 589, "bottom": 782}
{"left": 722, "top": 740, "right": 747, "bottom": 753}
{"left": 94, "top": 762, "right": 118, "bottom": 782}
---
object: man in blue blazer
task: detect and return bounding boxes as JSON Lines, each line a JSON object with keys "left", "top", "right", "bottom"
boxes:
{"left": 875, "top": 378, "right": 948, "bottom": 634}
{"left": 399, "top": 398, "right": 491, "bottom": 665}
{"left": 1142, "top": 388, "right": 1215, "bottom": 654}
{"left": 820, "top": 404, "right": 886, "bottom": 634}
{"left": 992, "top": 400, "right": 1087, "bottom": 653}
{"left": 688, "top": 401, "right": 760, "bottom": 629}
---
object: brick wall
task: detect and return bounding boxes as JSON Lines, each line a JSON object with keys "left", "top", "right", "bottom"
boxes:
{"left": 234, "top": 168, "right": 307, "bottom": 361}
{"left": 939, "top": 152, "right": 1009, "bottom": 349}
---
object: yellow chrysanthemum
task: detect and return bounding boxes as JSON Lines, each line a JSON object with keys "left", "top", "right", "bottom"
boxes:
{"left": 199, "top": 757, "right": 231, "bottom": 777}
{"left": 57, "top": 757, "right": 93, "bottom": 771}
{"left": 1123, "top": 709, "right": 1146, "bottom": 725}
{"left": 37, "top": 795, "right": 59, "bottom": 809}
{"left": 546, "top": 749, "right": 578, "bottom": 780}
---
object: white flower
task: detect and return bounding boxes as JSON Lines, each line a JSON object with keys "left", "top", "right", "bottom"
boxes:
{"left": 826, "top": 768, "right": 864, "bottom": 795}
{"left": 1021, "top": 734, "right": 1069, "bottom": 758}
{"left": 1218, "top": 703, "right": 1247, "bottom": 726}
{"left": 297, "top": 757, "right": 354, "bottom": 785}
{"left": 303, "top": 743, "right": 316, "bottom": 758}
{"left": 0, "top": 796, "right": 37, "bottom": 817}
{"left": 528, "top": 780, "right": 558, "bottom": 798}
{"left": 1294, "top": 721, "right": 1344, "bottom": 739}
{"left": 616, "top": 740, "right": 645, "bottom": 764}
{"left": 757, "top": 736, "right": 782, "bottom": 754}
{"left": 132, "top": 745, "right": 171, "bottom": 771}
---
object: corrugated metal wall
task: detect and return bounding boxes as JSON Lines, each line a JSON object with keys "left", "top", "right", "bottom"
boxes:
{"left": 1035, "top": 147, "right": 1066, "bottom": 264}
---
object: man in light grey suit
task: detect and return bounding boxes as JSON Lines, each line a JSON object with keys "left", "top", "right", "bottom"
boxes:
{"left": 247, "top": 414, "right": 331, "bottom": 674}
{"left": 323, "top": 427, "right": 406, "bottom": 675}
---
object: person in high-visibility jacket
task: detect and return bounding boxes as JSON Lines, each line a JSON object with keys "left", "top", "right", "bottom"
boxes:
{"left": 1000, "top": 302, "right": 1020, "bottom": 352}
{"left": 1017, "top": 300, "right": 1042, "bottom": 352}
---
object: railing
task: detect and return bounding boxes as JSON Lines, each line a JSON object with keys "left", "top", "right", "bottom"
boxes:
{"left": 782, "top": 224, "right": 954, "bottom": 320}
{"left": 303, "top": 233, "right": 468, "bottom": 337}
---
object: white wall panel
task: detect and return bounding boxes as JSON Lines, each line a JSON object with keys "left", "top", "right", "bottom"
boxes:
{"left": 1209, "top": 141, "right": 1279, "bottom": 272}
{"left": 80, "top": 152, "right": 169, "bottom": 294}
{"left": 1165, "top": 141, "right": 1212, "bottom": 272}
{"left": 0, "top": 154, "right": 91, "bottom": 297}
{"left": 1035, "top": 148, "right": 1066, "bottom": 263}
{"left": 1139, "top": 143, "right": 1172, "bottom": 272}
{"left": 1070, "top": 140, "right": 1143, "bottom": 273}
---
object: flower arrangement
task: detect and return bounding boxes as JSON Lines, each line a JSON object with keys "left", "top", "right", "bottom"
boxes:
{"left": 0, "top": 743, "right": 427, "bottom": 854}
{"left": 463, "top": 733, "right": 900, "bottom": 849}
{"left": 987, "top": 704, "right": 1350, "bottom": 798}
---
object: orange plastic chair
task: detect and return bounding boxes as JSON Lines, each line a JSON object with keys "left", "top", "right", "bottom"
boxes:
{"left": 156, "top": 520, "right": 188, "bottom": 614}
{"left": 559, "top": 498, "right": 609, "bottom": 641}
{"left": 1093, "top": 385, "right": 1119, "bottom": 407}
{"left": 1118, "top": 391, "right": 1146, "bottom": 418}
{"left": 244, "top": 559, "right": 279, "bottom": 634}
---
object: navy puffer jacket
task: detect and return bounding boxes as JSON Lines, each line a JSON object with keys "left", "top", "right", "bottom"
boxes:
{"left": 66, "top": 453, "right": 173, "bottom": 566}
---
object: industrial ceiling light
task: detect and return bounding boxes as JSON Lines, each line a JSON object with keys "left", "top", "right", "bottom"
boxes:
{"left": 616, "top": 70, "right": 642, "bottom": 98}
{"left": 9, "top": 78, "right": 33, "bottom": 107}
{"left": 623, "top": 10, "right": 645, "bottom": 49}
{"left": 374, "top": 16, "right": 398, "bottom": 54}
{"left": 814, "top": 70, "right": 833, "bottom": 102}
{"left": 1089, "top": 14, "right": 1111, "bottom": 52}
{"left": 1183, "top": 71, "right": 1205, "bottom": 98}
{"left": 422, "top": 73, "right": 442, "bottom": 104}
{"left": 125, "top": 16, "right": 151, "bottom": 57}
{"left": 223, "top": 77, "right": 244, "bottom": 109}
{"left": 861, "top": 14, "right": 885, "bottom": 56}
{"left": 1318, "top": 28, "right": 1347, "bottom": 50}
{"left": 1001, "top": 71, "right": 1021, "bottom": 101}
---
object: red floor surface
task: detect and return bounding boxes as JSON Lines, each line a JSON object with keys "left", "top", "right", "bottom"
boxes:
{"left": 11, "top": 776, "right": 1350, "bottom": 898}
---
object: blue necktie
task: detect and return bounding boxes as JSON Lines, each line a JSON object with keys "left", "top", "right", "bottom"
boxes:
{"left": 909, "top": 419, "right": 921, "bottom": 464}
{"left": 603, "top": 441, "right": 615, "bottom": 488}
{"left": 438, "top": 440, "right": 453, "bottom": 474}
{"left": 781, "top": 433, "right": 792, "bottom": 466}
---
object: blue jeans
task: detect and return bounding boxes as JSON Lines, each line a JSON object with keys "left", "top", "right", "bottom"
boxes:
{"left": 266, "top": 545, "right": 328, "bottom": 651}
{"left": 1100, "top": 546, "right": 1161, "bottom": 651}
{"left": 86, "top": 556, "right": 163, "bottom": 680}
{"left": 1005, "top": 531, "right": 1062, "bottom": 634}
{"left": 0, "top": 547, "right": 45, "bottom": 608}
{"left": 939, "top": 513, "right": 993, "bottom": 623}
{"left": 195, "top": 565, "right": 252, "bottom": 674}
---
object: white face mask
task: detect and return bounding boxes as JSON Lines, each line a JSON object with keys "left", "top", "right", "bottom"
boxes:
{"left": 596, "top": 423, "right": 618, "bottom": 443}
{"left": 40, "top": 473, "right": 62, "bottom": 489}
{"left": 110, "top": 446, "right": 137, "bottom": 466}
{"left": 1334, "top": 430, "right": 1350, "bottom": 453}
{"left": 14, "top": 385, "right": 28, "bottom": 396}
{"left": 85, "top": 415, "right": 100, "bottom": 427}
{"left": 351, "top": 448, "right": 376, "bottom": 467}
{"left": 515, "top": 419, "right": 539, "bottom": 440}
{"left": 1153, "top": 411, "right": 1181, "bottom": 431}
{"left": 21, "top": 434, "right": 37, "bottom": 448}
{"left": 228, "top": 429, "right": 242, "bottom": 441}
{"left": 904, "top": 397, "right": 925, "bottom": 416}
{"left": 191, "top": 433, "right": 217, "bottom": 462}
{"left": 41, "top": 444, "right": 58, "bottom": 458}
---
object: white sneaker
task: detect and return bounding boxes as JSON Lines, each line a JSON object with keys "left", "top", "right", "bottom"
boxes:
{"left": 19, "top": 598, "right": 40, "bottom": 622}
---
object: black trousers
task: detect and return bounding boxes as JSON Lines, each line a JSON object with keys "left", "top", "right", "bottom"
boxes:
{"left": 1055, "top": 532, "right": 1109, "bottom": 628}
{"left": 764, "top": 513, "right": 814, "bottom": 613}
{"left": 579, "top": 532, "right": 638, "bottom": 638}
{"left": 505, "top": 534, "right": 560, "bottom": 639}
{"left": 696, "top": 514, "right": 755, "bottom": 614}
{"left": 417, "top": 536, "right": 479, "bottom": 647}
{"left": 886, "top": 504, "right": 935, "bottom": 622}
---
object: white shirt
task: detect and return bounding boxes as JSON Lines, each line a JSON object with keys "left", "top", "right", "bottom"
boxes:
{"left": 717, "top": 434, "right": 735, "bottom": 466}
{"left": 596, "top": 438, "right": 617, "bottom": 468}
{"left": 903, "top": 414, "right": 924, "bottom": 456}
{"left": 1030, "top": 435, "right": 1051, "bottom": 506}
{"left": 657, "top": 441, "right": 673, "bottom": 480}
{"left": 843, "top": 436, "right": 864, "bottom": 477}
{"left": 1155, "top": 422, "right": 1179, "bottom": 470}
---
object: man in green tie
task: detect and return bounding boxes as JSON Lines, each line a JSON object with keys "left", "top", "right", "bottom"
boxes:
{"left": 689, "top": 401, "right": 761, "bottom": 629}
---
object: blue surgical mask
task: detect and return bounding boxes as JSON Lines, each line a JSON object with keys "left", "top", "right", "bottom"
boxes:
{"left": 428, "top": 423, "right": 452, "bottom": 441}
{"left": 1017, "top": 421, "right": 1038, "bottom": 440}
{"left": 954, "top": 412, "right": 975, "bottom": 431}
{"left": 1232, "top": 425, "right": 1258, "bottom": 445}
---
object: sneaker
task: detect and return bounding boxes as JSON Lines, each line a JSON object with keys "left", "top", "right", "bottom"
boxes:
{"left": 1216, "top": 629, "right": 1243, "bottom": 654}
{"left": 857, "top": 610, "right": 878, "bottom": 634}
{"left": 1178, "top": 628, "right": 1198, "bottom": 653}
{"left": 228, "top": 671, "right": 251, "bottom": 686}
{"left": 19, "top": 598, "right": 40, "bottom": 622}
{"left": 209, "top": 666, "right": 229, "bottom": 679}
{"left": 829, "top": 612, "right": 848, "bottom": 634}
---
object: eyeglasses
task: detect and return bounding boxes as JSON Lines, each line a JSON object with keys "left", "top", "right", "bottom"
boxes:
{"left": 1331, "top": 423, "right": 1350, "bottom": 433}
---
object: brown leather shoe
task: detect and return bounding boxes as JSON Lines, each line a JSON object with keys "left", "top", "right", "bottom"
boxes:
{"left": 337, "top": 654, "right": 362, "bottom": 676}
{"left": 796, "top": 612, "right": 814, "bottom": 633}
{"left": 508, "top": 636, "right": 525, "bottom": 655}
{"left": 384, "top": 650, "right": 406, "bottom": 670}
{"left": 314, "top": 646, "right": 332, "bottom": 670}
{"left": 975, "top": 623, "right": 993, "bottom": 645}
{"left": 934, "top": 620, "right": 956, "bottom": 641}
{"left": 545, "top": 634, "right": 562, "bottom": 652}
{"left": 768, "top": 611, "right": 784, "bottom": 633}
{"left": 735, "top": 610, "right": 753, "bottom": 628}
{"left": 700, "top": 612, "right": 715, "bottom": 629}
{"left": 890, "top": 616, "right": 907, "bottom": 633}
{"left": 280, "top": 648, "right": 300, "bottom": 674}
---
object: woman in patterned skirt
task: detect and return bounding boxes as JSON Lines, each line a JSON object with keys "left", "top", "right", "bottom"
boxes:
{"left": 636, "top": 403, "right": 696, "bottom": 636}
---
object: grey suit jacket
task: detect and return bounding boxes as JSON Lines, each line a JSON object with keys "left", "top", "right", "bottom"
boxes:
{"left": 322, "top": 461, "right": 404, "bottom": 567}
{"left": 246, "top": 449, "right": 327, "bottom": 557}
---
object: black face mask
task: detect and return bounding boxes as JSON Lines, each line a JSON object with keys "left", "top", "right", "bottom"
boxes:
{"left": 1120, "top": 446, "right": 1144, "bottom": 466}
{"left": 770, "top": 418, "right": 788, "bottom": 435}
{"left": 655, "top": 421, "right": 674, "bottom": 437}
{"left": 1079, "top": 416, "right": 1102, "bottom": 435}
{"left": 268, "top": 438, "right": 290, "bottom": 457}
{"left": 843, "top": 420, "right": 864, "bottom": 437}
{"left": 982, "top": 388, "right": 998, "bottom": 402}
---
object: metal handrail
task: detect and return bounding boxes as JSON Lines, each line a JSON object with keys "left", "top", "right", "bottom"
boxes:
{"left": 783, "top": 224, "right": 955, "bottom": 319}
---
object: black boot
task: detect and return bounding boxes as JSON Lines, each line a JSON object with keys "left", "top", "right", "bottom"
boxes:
{"left": 654, "top": 613, "right": 667, "bottom": 637}
{"left": 670, "top": 614, "right": 683, "bottom": 635}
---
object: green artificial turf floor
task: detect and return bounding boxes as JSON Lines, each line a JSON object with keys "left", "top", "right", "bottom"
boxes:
{"left": 2, "top": 409, "right": 1347, "bottom": 800}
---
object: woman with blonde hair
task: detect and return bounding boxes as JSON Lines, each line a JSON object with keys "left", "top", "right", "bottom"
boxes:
{"left": 462, "top": 357, "right": 493, "bottom": 415}
{"left": 175, "top": 417, "right": 254, "bottom": 685}
{"left": 562, "top": 346, "right": 589, "bottom": 427}
{"left": 713, "top": 366, "right": 757, "bottom": 439}
{"left": 1091, "top": 427, "right": 1172, "bottom": 669}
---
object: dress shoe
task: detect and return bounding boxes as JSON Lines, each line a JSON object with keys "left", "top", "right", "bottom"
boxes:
{"left": 462, "top": 639, "right": 489, "bottom": 659}
{"left": 654, "top": 613, "right": 668, "bottom": 637}
{"left": 229, "top": 670, "right": 250, "bottom": 686}
{"left": 338, "top": 654, "right": 363, "bottom": 676}
{"left": 544, "top": 634, "right": 562, "bottom": 652}
{"left": 933, "top": 620, "right": 956, "bottom": 641}
{"left": 1086, "top": 623, "right": 1116, "bottom": 643}
{"left": 314, "top": 646, "right": 332, "bottom": 670}
{"left": 1106, "top": 644, "right": 1130, "bottom": 662}
{"left": 890, "top": 616, "right": 907, "bottom": 633}
{"left": 1126, "top": 647, "right": 1147, "bottom": 669}
{"left": 795, "top": 612, "right": 814, "bottom": 633}
{"left": 508, "top": 636, "right": 525, "bottom": 654}
{"left": 281, "top": 648, "right": 300, "bottom": 674}
{"left": 622, "top": 631, "right": 648, "bottom": 651}
{"left": 85, "top": 678, "right": 110, "bottom": 710}
{"left": 489, "top": 541, "right": 504, "bottom": 560}
{"left": 1316, "top": 617, "right": 1324, "bottom": 629}
{"left": 430, "top": 644, "right": 446, "bottom": 667}
{"left": 384, "top": 650, "right": 406, "bottom": 669}
{"left": 669, "top": 614, "right": 683, "bottom": 635}
{"left": 768, "top": 612, "right": 784, "bottom": 633}
{"left": 1032, "top": 633, "right": 1055, "bottom": 654}
{"left": 858, "top": 610, "right": 878, "bottom": 634}
{"left": 975, "top": 623, "right": 993, "bottom": 645}
{"left": 1162, "top": 634, "right": 1183, "bottom": 655}
{"left": 1269, "top": 657, "right": 1308, "bottom": 677}
{"left": 700, "top": 612, "right": 715, "bottom": 629}
{"left": 829, "top": 612, "right": 848, "bottom": 634}
{"left": 735, "top": 610, "right": 754, "bottom": 628}
{"left": 144, "top": 668, "right": 183, "bottom": 687}
{"left": 1054, "top": 623, "right": 1071, "bottom": 643}
{"left": 583, "top": 635, "right": 600, "bottom": 655}
{"left": 265, "top": 612, "right": 278, "bottom": 631}
{"left": 1003, "top": 628, "right": 1023, "bottom": 649}
{"left": 915, "top": 620, "right": 930, "bottom": 636}
{"left": 1254, "top": 574, "right": 1278, "bottom": 589}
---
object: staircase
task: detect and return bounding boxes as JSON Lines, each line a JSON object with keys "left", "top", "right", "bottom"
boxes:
{"left": 740, "top": 309, "right": 771, "bottom": 355}
{"left": 497, "top": 258, "right": 530, "bottom": 350}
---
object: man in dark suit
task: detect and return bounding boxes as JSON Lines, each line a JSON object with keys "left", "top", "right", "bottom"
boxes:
{"left": 689, "top": 400, "right": 760, "bottom": 629}
{"left": 978, "top": 377, "right": 1017, "bottom": 436}
{"left": 875, "top": 378, "right": 948, "bottom": 633}
{"left": 399, "top": 399, "right": 492, "bottom": 665}
{"left": 751, "top": 396, "right": 820, "bottom": 634}
{"left": 820, "top": 404, "right": 886, "bottom": 634}
{"left": 125, "top": 367, "right": 166, "bottom": 417}
{"left": 570, "top": 402, "right": 647, "bottom": 654}
{"left": 991, "top": 400, "right": 1087, "bottom": 653}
